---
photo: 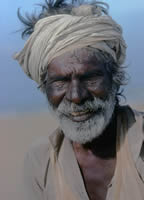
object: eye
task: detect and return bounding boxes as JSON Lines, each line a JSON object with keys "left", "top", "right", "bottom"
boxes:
{"left": 52, "top": 80, "right": 68, "bottom": 89}
{"left": 53, "top": 80, "right": 64, "bottom": 86}
{"left": 85, "top": 79, "right": 98, "bottom": 85}
{"left": 84, "top": 75, "right": 104, "bottom": 87}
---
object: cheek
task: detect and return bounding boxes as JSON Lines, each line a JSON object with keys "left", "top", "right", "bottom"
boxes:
{"left": 46, "top": 84, "right": 66, "bottom": 108}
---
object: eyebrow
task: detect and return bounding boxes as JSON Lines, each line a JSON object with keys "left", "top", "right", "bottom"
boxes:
{"left": 48, "top": 75, "right": 71, "bottom": 82}
{"left": 48, "top": 69, "right": 104, "bottom": 82}
{"left": 79, "top": 69, "right": 104, "bottom": 79}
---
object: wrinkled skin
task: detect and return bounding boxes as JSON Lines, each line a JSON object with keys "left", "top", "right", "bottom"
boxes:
{"left": 46, "top": 49, "right": 112, "bottom": 109}
{"left": 46, "top": 48, "right": 117, "bottom": 200}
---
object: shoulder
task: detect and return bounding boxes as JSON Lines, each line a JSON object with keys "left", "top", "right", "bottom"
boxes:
{"left": 130, "top": 108, "right": 144, "bottom": 180}
{"left": 24, "top": 135, "right": 51, "bottom": 190}
{"left": 129, "top": 106, "right": 144, "bottom": 132}
{"left": 27, "top": 135, "right": 50, "bottom": 164}
{"left": 120, "top": 105, "right": 144, "bottom": 179}
{"left": 131, "top": 107, "right": 144, "bottom": 119}
{"left": 122, "top": 105, "right": 144, "bottom": 138}
{"left": 24, "top": 127, "right": 63, "bottom": 190}
{"left": 119, "top": 105, "right": 144, "bottom": 127}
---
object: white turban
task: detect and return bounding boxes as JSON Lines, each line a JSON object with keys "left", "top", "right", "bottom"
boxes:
{"left": 14, "top": 4, "right": 127, "bottom": 85}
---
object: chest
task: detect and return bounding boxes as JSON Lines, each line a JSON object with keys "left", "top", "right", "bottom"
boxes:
{"left": 75, "top": 151, "right": 116, "bottom": 200}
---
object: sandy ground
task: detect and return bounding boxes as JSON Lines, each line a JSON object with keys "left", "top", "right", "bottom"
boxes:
{"left": 0, "top": 104, "right": 144, "bottom": 200}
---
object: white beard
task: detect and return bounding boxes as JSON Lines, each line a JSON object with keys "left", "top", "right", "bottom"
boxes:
{"left": 48, "top": 89, "right": 116, "bottom": 144}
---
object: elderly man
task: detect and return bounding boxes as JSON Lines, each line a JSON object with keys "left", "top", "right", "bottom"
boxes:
{"left": 15, "top": 1, "right": 144, "bottom": 200}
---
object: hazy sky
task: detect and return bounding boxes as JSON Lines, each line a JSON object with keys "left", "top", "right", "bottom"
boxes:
{"left": 0, "top": 0, "right": 144, "bottom": 113}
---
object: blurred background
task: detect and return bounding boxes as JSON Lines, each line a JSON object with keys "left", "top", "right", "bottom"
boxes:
{"left": 0, "top": 1, "right": 144, "bottom": 200}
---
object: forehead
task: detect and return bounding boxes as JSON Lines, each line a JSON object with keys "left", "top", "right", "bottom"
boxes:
{"left": 48, "top": 48, "right": 106, "bottom": 76}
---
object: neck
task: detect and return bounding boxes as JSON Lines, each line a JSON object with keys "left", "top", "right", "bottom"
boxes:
{"left": 73, "top": 106, "right": 118, "bottom": 159}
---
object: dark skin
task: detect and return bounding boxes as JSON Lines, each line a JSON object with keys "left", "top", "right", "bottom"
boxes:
{"left": 46, "top": 48, "right": 117, "bottom": 200}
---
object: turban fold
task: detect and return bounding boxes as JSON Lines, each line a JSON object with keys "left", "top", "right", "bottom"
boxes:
{"left": 14, "top": 4, "right": 127, "bottom": 85}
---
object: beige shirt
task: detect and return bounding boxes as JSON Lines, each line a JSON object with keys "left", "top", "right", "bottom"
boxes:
{"left": 23, "top": 106, "right": 144, "bottom": 200}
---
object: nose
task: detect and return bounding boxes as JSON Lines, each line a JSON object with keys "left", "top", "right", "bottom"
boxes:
{"left": 66, "top": 79, "right": 92, "bottom": 104}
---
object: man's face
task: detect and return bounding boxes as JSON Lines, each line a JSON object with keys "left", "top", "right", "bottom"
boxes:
{"left": 46, "top": 48, "right": 116, "bottom": 143}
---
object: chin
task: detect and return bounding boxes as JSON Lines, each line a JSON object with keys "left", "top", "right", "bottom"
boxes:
{"left": 59, "top": 112, "right": 106, "bottom": 144}
{"left": 48, "top": 92, "right": 116, "bottom": 144}
{"left": 59, "top": 104, "right": 115, "bottom": 144}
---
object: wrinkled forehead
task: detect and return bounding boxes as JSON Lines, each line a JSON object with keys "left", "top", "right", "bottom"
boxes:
{"left": 48, "top": 47, "right": 108, "bottom": 71}
{"left": 47, "top": 48, "right": 108, "bottom": 77}
{"left": 50, "top": 47, "right": 107, "bottom": 65}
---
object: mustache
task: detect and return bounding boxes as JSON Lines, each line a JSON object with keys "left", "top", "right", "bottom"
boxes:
{"left": 57, "top": 97, "right": 107, "bottom": 115}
